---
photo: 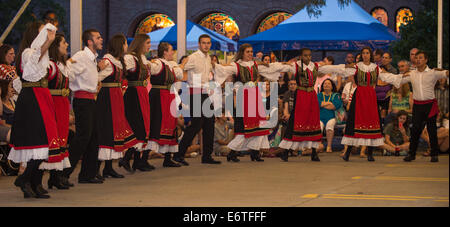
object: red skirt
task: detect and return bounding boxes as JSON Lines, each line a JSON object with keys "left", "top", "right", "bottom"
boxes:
{"left": 104, "top": 87, "right": 138, "bottom": 152}
{"left": 152, "top": 89, "right": 178, "bottom": 146}
{"left": 33, "top": 88, "right": 62, "bottom": 163}
{"left": 242, "top": 87, "right": 270, "bottom": 138}
{"left": 52, "top": 96, "right": 70, "bottom": 159}
{"left": 136, "top": 86, "right": 150, "bottom": 138}
{"left": 347, "top": 86, "right": 383, "bottom": 139}
{"left": 285, "top": 90, "right": 322, "bottom": 142}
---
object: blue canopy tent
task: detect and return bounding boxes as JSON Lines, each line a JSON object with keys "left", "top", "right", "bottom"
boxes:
{"left": 128, "top": 20, "right": 237, "bottom": 52}
{"left": 239, "top": 0, "right": 398, "bottom": 52}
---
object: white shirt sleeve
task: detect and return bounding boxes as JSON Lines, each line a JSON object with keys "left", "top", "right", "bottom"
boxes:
{"left": 379, "top": 72, "right": 403, "bottom": 88}
{"left": 124, "top": 54, "right": 137, "bottom": 71}
{"left": 149, "top": 60, "right": 163, "bottom": 75}
{"left": 258, "top": 62, "right": 292, "bottom": 82}
{"left": 168, "top": 61, "right": 184, "bottom": 80}
{"left": 69, "top": 52, "right": 87, "bottom": 75}
{"left": 213, "top": 64, "right": 237, "bottom": 85}
{"left": 183, "top": 53, "right": 196, "bottom": 72}
{"left": 432, "top": 69, "right": 448, "bottom": 80}
{"left": 318, "top": 65, "right": 349, "bottom": 77}
{"left": 12, "top": 77, "right": 22, "bottom": 94}
{"left": 22, "top": 23, "right": 57, "bottom": 82}
{"left": 98, "top": 60, "right": 113, "bottom": 82}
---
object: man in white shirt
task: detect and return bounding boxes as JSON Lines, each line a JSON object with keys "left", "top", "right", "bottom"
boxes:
{"left": 402, "top": 50, "right": 449, "bottom": 162}
{"left": 63, "top": 29, "right": 106, "bottom": 184}
{"left": 173, "top": 34, "right": 221, "bottom": 165}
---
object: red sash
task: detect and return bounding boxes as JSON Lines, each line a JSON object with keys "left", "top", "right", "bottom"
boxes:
{"left": 414, "top": 99, "right": 439, "bottom": 118}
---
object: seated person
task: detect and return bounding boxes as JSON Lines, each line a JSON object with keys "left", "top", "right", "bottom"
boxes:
{"left": 385, "top": 83, "right": 413, "bottom": 125}
{"left": 318, "top": 79, "right": 342, "bottom": 153}
{"left": 214, "top": 113, "right": 234, "bottom": 157}
{"left": 383, "top": 110, "right": 411, "bottom": 156}
{"left": 422, "top": 112, "right": 449, "bottom": 156}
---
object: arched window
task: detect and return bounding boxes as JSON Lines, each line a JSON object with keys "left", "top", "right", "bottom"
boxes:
{"left": 135, "top": 13, "right": 175, "bottom": 34}
{"left": 257, "top": 12, "right": 292, "bottom": 33}
{"left": 371, "top": 7, "right": 388, "bottom": 27}
{"left": 396, "top": 8, "right": 414, "bottom": 32}
{"left": 199, "top": 13, "right": 240, "bottom": 41}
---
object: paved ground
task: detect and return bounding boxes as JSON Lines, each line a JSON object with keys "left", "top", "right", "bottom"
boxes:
{"left": 0, "top": 152, "right": 448, "bottom": 207}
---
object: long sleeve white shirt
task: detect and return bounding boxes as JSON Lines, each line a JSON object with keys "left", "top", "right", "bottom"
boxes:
{"left": 69, "top": 47, "right": 99, "bottom": 93}
{"left": 184, "top": 50, "right": 212, "bottom": 88}
{"left": 400, "top": 66, "right": 448, "bottom": 101}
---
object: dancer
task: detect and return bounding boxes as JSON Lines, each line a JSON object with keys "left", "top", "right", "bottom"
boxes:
{"left": 121, "top": 34, "right": 153, "bottom": 172}
{"left": 96, "top": 34, "right": 138, "bottom": 178}
{"left": 399, "top": 51, "right": 449, "bottom": 162}
{"left": 64, "top": 29, "right": 105, "bottom": 184}
{"left": 41, "top": 33, "right": 72, "bottom": 190}
{"left": 8, "top": 22, "right": 58, "bottom": 199}
{"left": 337, "top": 47, "right": 404, "bottom": 162}
{"left": 213, "top": 43, "right": 285, "bottom": 162}
{"left": 148, "top": 42, "right": 187, "bottom": 167}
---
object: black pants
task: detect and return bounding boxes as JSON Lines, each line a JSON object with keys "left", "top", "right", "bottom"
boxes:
{"left": 409, "top": 103, "right": 439, "bottom": 156}
{"left": 63, "top": 98, "right": 98, "bottom": 180}
{"left": 175, "top": 94, "right": 215, "bottom": 160}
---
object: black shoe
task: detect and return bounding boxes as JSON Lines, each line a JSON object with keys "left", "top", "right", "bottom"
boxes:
{"left": 119, "top": 158, "right": 134, "bottom": 173}
{"left": 78, "top": 178, "right": 104, "bottom": 184}
{"left": 367, "top": 155, "right": 375, "bottom": 162}
{"left": 103, "top": 169, "right": 124, "bottom": 178}
{"left": 342, "top": 150, "right": 351, "bottom": 162}
{"left": 61, "top": 176, "right": 74, "bottom": 187}
{"left": 95, "top": 173, "right": 105, "bottom": 181}
{"left": 14, "top": 175, "right": 24, "bottom": 187}
{"left": 404, "top": 155, "right": 416, "bottom": 162}
{"left": 20, "top": 182, "right": 36, "bottom": 198}
{"left": 250, "top": 150, "right": 264, "bottom": 162}
{"left": 311, "top": 155, "right": 321, "bottom": 162}
{"left": 431, "top": 156, "right": 439, "bottom": 162}
{"left": 34, "top": 184, "right": 50, "bottom": 194}
{"left": 48, "top": 179, "right": 69, "bottom": 190}
{"left": 227, "top": 151, "right": 240, "bottom": 162}
{"left": 202, "top": 158, "right": 222, "bottom": 164}
{"left": 280, "top": 150, "right": 289, "bottom": 162}
{"left": 173, "top": 156, "right": 190, "bottom": 166}
{"left": 163, "top": 159, "right": 182, "bottom": 168}
{"left": 34, "top": 193, "right": 51, "bottom": 199}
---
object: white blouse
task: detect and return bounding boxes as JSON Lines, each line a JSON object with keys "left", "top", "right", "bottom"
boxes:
{"left": 149, "top": 58, "right": 184, "bottom": 80}
{"left": 214, "top": 60, "right": 285, "bottom": 85}
{"left": 21, "top": 23, "right": 57, "bottom": 82}
{"left": 98, "top": 54, "right": 123, "bottom": 82}
{"left": 400, "top": 66, "right": 448, "bottom": 101}
{"left": 320, "top": 62, "right": 404, "bottom": 88}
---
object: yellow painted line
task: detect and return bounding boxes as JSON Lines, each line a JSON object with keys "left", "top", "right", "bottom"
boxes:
{"left": 434, "top": 200, "right": 449, "bottom": 202}
{"left": 301, "top": 194, "right": 319, "bottom": 199}
{"left": 352, "top": 176, "right": 362, "bottom": 180}
{"left": 322, "top": 196, "right": 417, "bottom": 201}
{"left": 375, "top": 176, "right": 448, "bottom": 182}
{"left": 324, "top": 194, "right": 434, "bottom": 199}
{"left": 385, "top": 164, "right": 446, "bottom": 168}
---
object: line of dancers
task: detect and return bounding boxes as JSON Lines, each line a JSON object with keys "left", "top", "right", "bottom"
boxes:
{"left": 7, "top": 21, "right": 449, "bottom": 199}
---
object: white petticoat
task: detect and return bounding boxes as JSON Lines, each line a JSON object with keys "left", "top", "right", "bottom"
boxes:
{"left": 279, "top": 140, "right": 320, "bottom": 150}
{"left": 147, "top": 141, "right": 178, "bottom": 154}
{"left": 133, "top": 142, "right": 145, "bottom": 152}
{"left": 227, "top": 135, "right": 270, "bottom": 151}
{"left": 98, "top": 148, "right": 124, "bottom": 161}
{"left": 8, "top": 147, "right": 48, "bottom": 163}
{"left": 39, "top": 157, "right": 71, "bottom": 171}
{"left": 341, "top": 137, "right": 385, "bottom": 147}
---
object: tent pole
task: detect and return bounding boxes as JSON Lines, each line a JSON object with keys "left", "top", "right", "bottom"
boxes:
{"left": 177, "top": 0, "right": 187, "bottom": 62}
{"left": 0, "top": 0, "right": 32, "bottom": 44}
{"left": 224, "top": 51, "right": 227, "bottom": 64}
{"left": 438, "top": 0, "right": 443, "bottom": 68}
{"left": 70, "top": 0, "right": 83, "bottom": 55}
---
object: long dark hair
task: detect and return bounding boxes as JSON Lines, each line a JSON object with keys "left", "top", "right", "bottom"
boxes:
{"left": 128, "top": 33, "right": 150, "bottom": 75}
{"left": 360, "top": 46, "right": 374, "bottom": 63}
{"left": 234, "top": 43, "right": 252, "bottom": 62}
{"left": 15, "top": 21, "right": 45, "bottom": 69}
{"left": 392, "top": 110, "right": 409, "bottom": 130}
{"left": 0, "top": 44, "right": 14, "bottom": 65}
{"left": 320, "top": 78, "right": 337, "bottom": 93}
{"left": 48, "top": 33, "right": 67, "bottom": 66}
{"left": 107, "top": 34, "right": 127, "bottom": 75}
